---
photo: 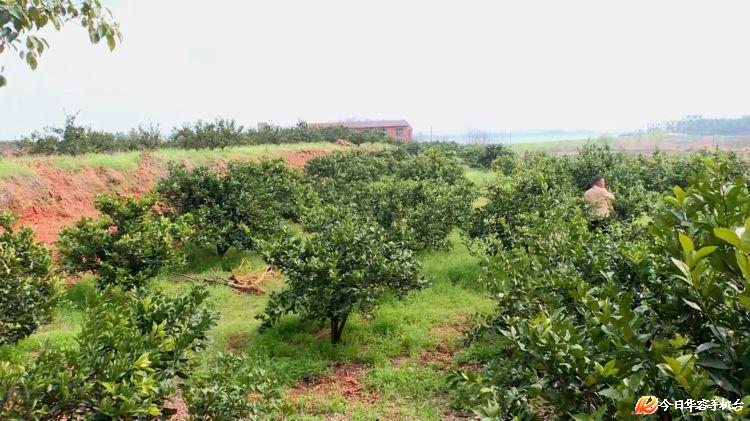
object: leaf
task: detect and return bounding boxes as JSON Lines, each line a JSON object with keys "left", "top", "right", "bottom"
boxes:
{"left": 679, "top": 232, "right": 694, "bottom": 254}
{"left": 25, "top": 52, "right": 37, "bottom": 70}
{"left": 682, "top": 298, "right": 702, "bottom": 312}
{"left": 738, "top": 295, "right": 750, "bottom": 312}
{"left": 671, "top": 257, "right": 692, "bottom": 284}
{"left": 697, "top": 356, "right": 730, "bottom": 370}
{"left": 598, "top": 388, "right": 621, "bottom": 400}
{"left": 694, "top": 246, "right": 718, "bottom": 261}
{"left": 0, "top": 75, "right": 6, "bottom": 88}
{"left": 695, "top": 342, "right": 719, "bottom": 354}
{"left": 715, "top": 227, "right": 742, "bottom": 249}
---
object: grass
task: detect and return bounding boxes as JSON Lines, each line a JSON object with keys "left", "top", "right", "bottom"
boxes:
{"left": 0, "top": 232, "right": 494, "bottom": 418}
{"left": 0, "top": 167, "right": 497, "bottom": 418}
{"left": 0, "top": 158, "right": 35, "bottom": 179}
{"left": 465, "top": 166, "right": 498, "bottom": 187}
{"left": 509, "top": 138, "right": 591, "bottom": 152}
{"left": 153, "top": 142, "right": 346, "bottom": 164}
{"left": 52, "top": 151, "right": 142, "bottom": 172}
{"left": 0, "top": 142, "right": 369, "bottom": 176}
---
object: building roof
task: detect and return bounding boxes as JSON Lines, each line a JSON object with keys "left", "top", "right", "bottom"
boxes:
{"left": 310, "top": 120, "right": 411, "bottom": 129}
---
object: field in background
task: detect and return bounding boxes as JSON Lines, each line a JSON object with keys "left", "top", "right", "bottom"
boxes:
{"left": 508, "top": 133, "right": 750, "bottom": 154}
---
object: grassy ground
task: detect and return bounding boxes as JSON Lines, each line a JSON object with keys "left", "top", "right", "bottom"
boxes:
{"left": 0, "top": 230, "right": 495, "bottom": 419}
{"left": 0, "top": 142, "right": 359, "bottom": 176}
{"left": 0, "top": 158, "right": 36, "bottom": 179}
{"left": 509, "top": 138, "right": 591, "bottom": 152}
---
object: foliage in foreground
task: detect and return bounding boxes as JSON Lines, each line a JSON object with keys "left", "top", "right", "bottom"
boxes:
{"left": 258, "top": 207, "right": 429, "bottom": 344}
{"left": 57, "top": 193, "right": 192, "bottom": 290}
{"left": 183, "top": 353, "right": 290, "bottom": 420}
{"left": 0, "top": 0, "right": 121, "bottom": 87}
{"left": 453, "top": 150, "right": 750, "bottom": 419}
{"left": 0, "top": 285, "right": 216, "bottom": 419}
{"left": 0, "top": 212, "right": 63, "bottom": 345}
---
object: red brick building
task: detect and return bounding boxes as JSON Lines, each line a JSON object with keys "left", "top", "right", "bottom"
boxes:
{"left": 310, "top": 120, "right": 412, "bottom": 141}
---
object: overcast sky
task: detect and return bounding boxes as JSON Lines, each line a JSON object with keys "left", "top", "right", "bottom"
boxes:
{"left": 1, "top": 0, "right": 749, "bottom": 139}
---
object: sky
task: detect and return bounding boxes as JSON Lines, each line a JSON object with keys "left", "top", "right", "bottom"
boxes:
{"left": 1, "top": 0, "right": 749, "bottom": 139}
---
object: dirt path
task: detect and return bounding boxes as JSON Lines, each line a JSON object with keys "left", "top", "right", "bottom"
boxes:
{"left": 0, "top": 149, "right": 332, "bottom": 244}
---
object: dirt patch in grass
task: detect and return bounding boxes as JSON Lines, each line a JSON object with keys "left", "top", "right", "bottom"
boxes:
{"left": 164, "top": 394, "right": 189, "bottom": 421}
{"left": 280, "top": 149, "right": 331, "bottom": 168}
{"left": 420, "top": 343, "right": 456, "bottom": 368}
{"left": 288, "top": 363, "right": 382, "bottom": 409}
{"left": 226, "top": 332, "right": 253, "bottom": 353}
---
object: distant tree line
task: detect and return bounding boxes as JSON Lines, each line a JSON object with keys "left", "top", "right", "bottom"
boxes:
{"left": 15, "top": 115, "right": 391, "bottom": 156}
{"left": 667, "top": 115, "right": 750, "bottom": 136}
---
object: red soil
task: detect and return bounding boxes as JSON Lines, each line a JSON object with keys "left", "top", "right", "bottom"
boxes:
{"left": 0, "top": 149, "right": 331, "bottom": 245}
{"left": 288, "top": 363, "right": 382, "bottom": 408}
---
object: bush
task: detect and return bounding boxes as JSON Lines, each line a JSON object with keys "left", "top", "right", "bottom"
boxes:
{"left": 0, "top": 285, "right": 216, "bottom": 419}
{"left": 258, "top": 208, "right": 428, "bottom": 344}
{"left": 0, "top": 213, "right": 63, "bottom": 345}
{"left": 452, "top": 156, "right": 750, "bottom": 419}
{"left": 157, "top": 159, "right": 312, "bottom": 256}
{"left": 169, "top": 118, "right": 247, "bottom": 150}
{"left": 57, "top": 194, "right": 192, "bottom": 290}
{"left": 183, "top": 353, "right": 290, "bottom": 420}
{"left": 461, "top": 143, "right": 515, "bottom": 169}
{"left": 307, "top": 149, "right": 473, "bottom": 250}
{"left": 349, "top": 178, "right": 475, "bottom": 250}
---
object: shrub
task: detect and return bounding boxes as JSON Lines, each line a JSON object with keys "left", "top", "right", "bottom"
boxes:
{"left": 0, "top": 285, "right": 216, "bottom": 419}
{"left": 157, "top": 159, "right": 312, "bottom": 256}
{"left": 183, "top": 353, "right": 290, "bottom": 420}
{"left": 57, "top": 194, "right": 192, "bottom": 290}
{"left": 349, "top": 178, "right": 475, "bottom": 250}
{"left": 452, "top": 158, "right": 750, "bottom": 419}
{"left": 258, "top": 208, "right": 428, "bottom": 344}
{"left": 307, "top": 149, "right": 473, "bottom": 250}
{"left": 169, "top": 118, "right": 247, "bottom": 150}
{"left": 461, "top": 143, "right": 515, "bottom": 169}
{"left": 0, "top": 213, "right": 63, "bottom": 345}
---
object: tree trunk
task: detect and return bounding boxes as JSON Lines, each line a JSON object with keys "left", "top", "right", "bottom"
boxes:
{"left": 216, "top": 244, "right": 230, "bottom": 257}
{"left": 330, "top": 313, "right": 349, "bottom": 345}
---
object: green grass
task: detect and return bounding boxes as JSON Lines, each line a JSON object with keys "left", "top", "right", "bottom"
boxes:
{"left": 0, "top": 158, "right": 35, "bottom": 179}
{"left": 52, "top": 151, "right": 142, "bottom": 171}
{"left": 464, "top": 166, "right": 498, "bottom": 187}
{"left": 153, "top": 142, "right": 347, "bottom": 164}
{"left": 510, "top": 138, "right": 591, "bottom": 152}
{"left": 0, "top": 142, "right": 368, "bottom": 176}
{"left": 0, "top": 232, "right": 494, "bottom": 418}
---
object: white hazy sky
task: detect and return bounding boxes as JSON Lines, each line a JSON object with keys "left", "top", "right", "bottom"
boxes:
{"left": 1, "top": 0, "right": 749, "bottom": 139}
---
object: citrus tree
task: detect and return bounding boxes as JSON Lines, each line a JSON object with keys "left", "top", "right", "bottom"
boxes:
{"left": 57, "top": 193, "right": 192, "bottom": 290}
{"left": 0, "top": 212, "right": 62, "bottom": 345}
{"left": 258, "top": 208, "right": 428, "bottom": 344}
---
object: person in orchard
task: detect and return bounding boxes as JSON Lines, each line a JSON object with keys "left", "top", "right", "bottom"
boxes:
{"left": 584, "top": 175, "right": 615, "bottom": 228}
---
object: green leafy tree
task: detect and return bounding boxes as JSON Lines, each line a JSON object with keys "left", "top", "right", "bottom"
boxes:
{"left": 57, "top": 193, "right": 192, "bottom": 290}
{"left": 0, "top": 212, "right": 62, "bottom": 345}
{"left": 258, "top": 208, "right": 428, "bottom": 344}
{"left": 0, "top": 0, "right": 121, "bottom": 87}
{"left": 0, "top": 285, "right": 216, "bottom": 418}
{"left": 157, "top": 159, "right": 311, "bottom": 256}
